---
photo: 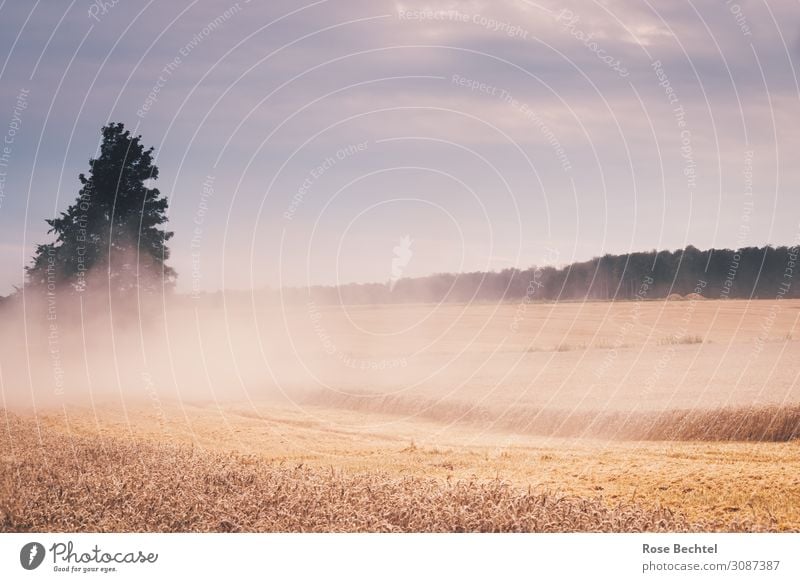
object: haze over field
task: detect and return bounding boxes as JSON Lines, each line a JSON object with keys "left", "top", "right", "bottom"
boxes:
{"left": 5, "top": 295, "right": 799, "bottom": 426}
{"left": 5, "top": 297, "right": 800, "bottom": 531}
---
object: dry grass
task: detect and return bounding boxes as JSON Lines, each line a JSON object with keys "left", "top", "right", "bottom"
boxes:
{"left": 657, "top": 334, "right": 705, "bottom": 346}
{"left": 1, "top": 413, "right": 702, "bottom": 533}
{"left": 526, "top": 339, "right": 633, "bottom": 353}
{"left": 304, "top": 391, "right": 800, "bottom": 442}
{"left": 3, "top": 299, "right": 799, "bottom": 533}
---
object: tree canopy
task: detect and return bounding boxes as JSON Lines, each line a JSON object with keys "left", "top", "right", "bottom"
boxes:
{"left": 26, "top": 123, "right": 175, "bottom": 295}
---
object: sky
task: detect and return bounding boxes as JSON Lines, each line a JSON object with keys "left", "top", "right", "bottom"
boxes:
{"left": 0, "top": 0, "right": 798, "bottom": 295}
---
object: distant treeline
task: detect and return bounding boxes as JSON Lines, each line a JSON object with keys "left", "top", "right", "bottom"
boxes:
{"left": 3, "top": 243, "right": 793, "bottom": 308}
{"left": 277, "top": 244, "right": 799, "bottom": 305}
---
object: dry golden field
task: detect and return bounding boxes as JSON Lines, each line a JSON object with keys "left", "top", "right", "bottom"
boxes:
{"left": 2, "top": 298, "right": 800, "bottom": 531}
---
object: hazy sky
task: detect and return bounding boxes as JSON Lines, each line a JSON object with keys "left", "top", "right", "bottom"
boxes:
{"left": 0, "top": 0, "right": 798, "bottom": 294}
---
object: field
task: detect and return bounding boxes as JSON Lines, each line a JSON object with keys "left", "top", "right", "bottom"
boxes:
{"left": 2, "top": 298, "right": 800, "bottom": 532}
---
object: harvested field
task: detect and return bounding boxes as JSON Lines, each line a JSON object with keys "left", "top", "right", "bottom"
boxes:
{"left": 0, "top": 413, "right": 755, "bottom": 532}
{"left": 2, "top": 299, "right": 800, "bottom": 532}
{"left": 303, "top": 391, "right": 800, "bottom": 442}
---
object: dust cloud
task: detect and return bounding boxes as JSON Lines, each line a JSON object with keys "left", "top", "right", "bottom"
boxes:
{"left": 0, "top": 282, "right": 310, "bottom": 412}
{"left": 3, "top": 271, "right": 800, "bottom": 443}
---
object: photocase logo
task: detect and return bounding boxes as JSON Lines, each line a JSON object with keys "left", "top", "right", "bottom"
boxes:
{"left": 390, "top": 235, "right": 413, "bottom": 290}
{"left": 20, "top": 542, "right": 46, "bottom": 570}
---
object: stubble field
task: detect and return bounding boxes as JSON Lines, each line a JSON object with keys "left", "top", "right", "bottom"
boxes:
{"left": 2, "top": 298, "right": 800, "bottom": 531}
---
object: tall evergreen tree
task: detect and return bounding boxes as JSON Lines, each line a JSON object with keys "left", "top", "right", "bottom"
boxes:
{"left": 27, "top": 123, "right": 175, "bottom": 294}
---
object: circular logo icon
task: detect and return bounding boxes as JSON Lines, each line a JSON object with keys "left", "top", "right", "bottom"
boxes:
{"left": 20, "top": 542, "right": 46, "bottom": 570}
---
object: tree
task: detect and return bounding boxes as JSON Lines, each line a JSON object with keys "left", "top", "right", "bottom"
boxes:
{"left": 27, "top": 123, "right": 175, "bottom": 295}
